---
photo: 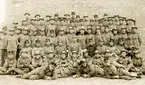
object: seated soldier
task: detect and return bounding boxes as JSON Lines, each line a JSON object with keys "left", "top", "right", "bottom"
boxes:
{"left": 8, "top": 49, "right": 34, "bottom": 77}
{"left": 32, "top": 50, "right": 43, "bottom": 68}
{"left": 130, "top": 49, "right": 144, "bottom": 78}
{"left": 22, "top": 40, "right": 32, "bottom": 60}
{"left": 53, "top": 51, "right": 72, "bottom": 79}
{"left": 55, "top": 40, "right": 67, "bottom": 56}
{"left": 104, "top": 49, "right": 120, "bottom": 79}
{"left": 78, "top": 49, "right": 90, "bottom": 78}
{"left": 0, "top": 51, "right": 17, "bottom": 75}
{"left": 22, "top": 50, "right": 56, "bottom": 80}
{"left": 107, "top": 39, "right": 119, "bottom": 55}
{"left": 117, "top": 49, "right": 137, "bottom": 80}
{"left": 69, "top": 51, "right": 82, "bottom": 78}
{"left": 89, "top": 50, "right": 104, "bottom": 77}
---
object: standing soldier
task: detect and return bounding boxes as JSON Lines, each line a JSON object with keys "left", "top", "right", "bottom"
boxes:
{"left": 0, "top": 29, "right": 7, "bottom": 66}
{"left": 96, "top": 39, "right": 108, "bottom": 55}
{"left": 37, "top": 29, "right": 46, "bottom": 47}
{"left": 57, "top": 28, "right": 68, "bottom": 47}
{"left": 103, "top": 25, "right": 114, "bottom": 45}
{"left": 86, "top": 38, "right": 96, "bottom": 57}
{"left": 119, "top": 27, "right": 128, "bottom": 46}
{"left": 68, "top": 36, "right": 81, "bottom": 56}
{"left": 46, "top": 19, "right": 57, "bottom": 36}
{"left": 95, "top": 27, "right": 106, "bottom": 46}
{"left": 7, "top": 28, "right": 18, "bottom": 60}
{"left": 131, "top": 27, "right": 142, "bottom": 48}
{"left": 78, "top": 26, "right": 87, "bottom": 50}
{"left": 86, "top": 26, "right": 95, "bottom": 46}
{"left": 55, "top": 40, "right": 67, "bottom": 56}
{"left": 112, "top": 28, "right": 120, "bottom": 45}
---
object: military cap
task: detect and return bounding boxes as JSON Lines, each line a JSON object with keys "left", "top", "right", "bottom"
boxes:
{"left": 24, "top": 13, "right": 30, "bottom": 16}
{"left": 134, "top": 50, "right": 140, "bottom": 54}
{"left": 106, "top": 49, "right": 112, "bottom": 53}
{"left": 22, "top": 19, "right": 27, "bottom": 22}
{"left": 132, "top": 26, "right": 138, "bottom": 29}
{"left": 72, "top": 51, "right": 77, "bottom": 54}
{"left": 64, "top": 14, "right": 70, "bottom": 16}
{"left": 94, "top": 15, "right": 98, "bottom": 18}
{"left": 61, "top": 50, "right": 67, "bottom": 54}
{"left": 94, "top": 50, "right": 100, "bottom": 54}
{"left": 114, "top": 15, "right": 119, "bottom": 17}
{"left": 13, "top": 21, "right": 19, "bottom": 24}
{"left": 83, "top": 49, "right": 88, "bottom": 53}
{"left": 46, "top": 15, "right": 51, "bottom": 18}
{"left": 39, "top": 18, "right": 44, "bottom": 21}
{"left": 71, "top": 11, "right": 75, "bottom": 15}
{"left": 54, "top": 14, "right": 59, "bottom": 17}
{"left": 87, "top": 26, "right": 92, "bottom": 30}
{"left": 80, "top": 26, "right": 85, "bottom": 30}
{"left": 104, "top": 13, "right": 108, "bottom": 16}
{"left": 76, "top": 15, "right": 80, "bottom": 18}
{"left": 9, "top": 28, "right": 15, "bottom": 31}
{"left": 120, "top": 49, "right": 128, "bottom": 53}
{"left": 79, "top": 19, "right": 83, "bottom": 22}
{"left": 46, "top": 49, "right": 54, "bottom": 54}
{"left": 31, "top": 18, "right": 36, "bottom": 21}
{"left": 35, "top": 50, "right": 41, "bottom": 55}
{"left": 35, "top": 14, "right": 41, "bottom": 18}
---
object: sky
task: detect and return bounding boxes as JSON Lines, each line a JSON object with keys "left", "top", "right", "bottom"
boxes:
{"left": 0, "top": 0, "right": 5, "bottom": 25}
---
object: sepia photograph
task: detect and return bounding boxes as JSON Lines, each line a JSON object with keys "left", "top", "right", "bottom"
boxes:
{"left": 0, "top": 0, "right": 145, "bottom": 85}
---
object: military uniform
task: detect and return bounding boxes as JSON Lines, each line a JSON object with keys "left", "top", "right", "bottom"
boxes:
{"left": 0, "top": 30, "right": 7, "bottom": 66}
{"left": 7, "top": 29, "right": 18, "bottom": 59}
{"left": 89, "top": 50, "right": 104, "bottom": 77}
{"left": 78, "top": 27, "right": 87, "bottom": 50}
{"left": 54, "top": 51, "right": 71, "bottom": 79}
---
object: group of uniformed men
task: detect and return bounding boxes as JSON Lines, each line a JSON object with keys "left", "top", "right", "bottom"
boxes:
{"left": 0, "top": 12, "right": 144, "bottom": 80}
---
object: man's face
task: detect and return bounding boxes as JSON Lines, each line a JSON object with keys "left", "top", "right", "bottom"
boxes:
{"left": 109, "top": 41, "right": 114, "bottom": 46}
{"left": 80, "top": 30, "right": 85, "bottom": 34}
{"left": 15, "top": 29, "right": 21, "bottom": 34}
{"left": 132, "top": 28, "right": 137, "bottom": 33}
{"left": 61, "top": 54, "right": 66, "bottom": 59}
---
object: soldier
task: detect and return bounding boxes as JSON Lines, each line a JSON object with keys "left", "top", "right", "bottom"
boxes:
{"left": 70, "top": 51, "right": 82, "bottom": 78}
{"left": 96, "top": 39, "right": 108, "bottom": 55}
{"left": 8, "top": 49, "right": 34, "bottom": 76}
{"left": 34, "top": 14, "right": 41, "bottom": 21}
{"left": 103, "top": 49, "right": 119, "bottom": 79}
{"left": 131, "top": 27, "right": 142, "bottom": 48}
{"left": 86, "top": 26, "right": 95, "bottom": 46}
{"left": 78, "top": 26, "right": 87, "bottom": 50}
{"left": 79, "top": 49, "right": 91, "bottom": 77}
{"left": 107, "top": 39, "right": 119, "bottom": 55}
{"left": 116, "top": 38, "right": 126, "bottom": 55}
{"left": 46, "top": 19, "right": 57, "bottom": 36}
{"left": 37, "top": 18, "right": 46, "bottom": 32}
{"left": 37, "top": 29, "right": 46, "bottom": 47}
{"left": 117, "top": 49, "right": 137, "bottom": 80}
{"left": 68, "top": 36, "right": 81, "bottom": 56}
{"left": 55, "top": 40, "right": 67, "bottom": 56}
{"left": 89, "top": 50, "right": 104, "bottom": 77}
{"left": 130, "top": 50, "right": 144, "bottom": 78}
{"left": 67, "top": 26, "right": 77, "bottom": 44}
{"left": 53, "top": 51, "right": 72, "bottom": 79}
{"left": 57, "top": 28, "right": 68, "bottom": 47}
{"left": 24, "top": 13, "right": 31, "bottom": 21}
{"left": 43, "top": 38, "right": 55, "bottom": 55}
{"left": 86, "top": 38, "right": 96, "bottom": 57}
{"left": 103, "top": 25, "right": 114, "bottom": 45}
{"left": 7, "top": 29, "right": 18, "bottom": 60}
{"left": 22, "top": 50, "right": 56, "bottom": 80}
{"left": 95, "top": 27, "right": 106, "bottom": 46}
{"left": 22, "top": 40, "right": 32, "bottom": 60}
{"left": 0, "top": 51, "right": 17, "bottom": 75}
{"left": 32, "top": 39, "right": 43, "bottom": 58}
{"left": 32, "top": 50, "right": 43, "bottom": 68}
{"left": 0, "top": 29, "right": 7, "bottom": 66}
{"left": 20, "top": 27, "right": 31, "bottom": 49}
{"left": 119, "top": 27, "right": 128, "bottom": 45}
{"left": 30, "top": 27, "right": 38, "bottom": 47}
{"left": 112, "top": 28, "right": 119, "bottom": 45}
